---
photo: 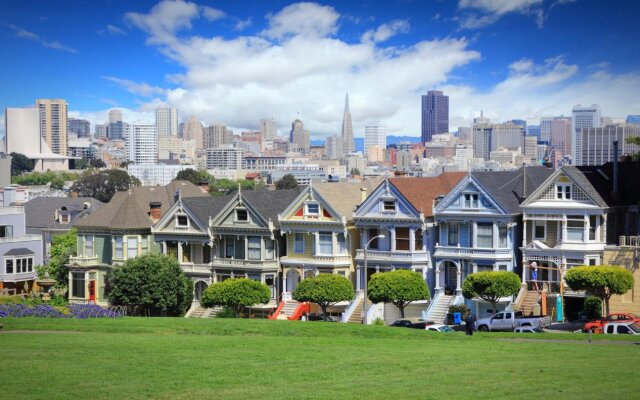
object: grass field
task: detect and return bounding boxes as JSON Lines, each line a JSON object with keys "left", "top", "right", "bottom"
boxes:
{"left": 1, "top": 317, "right": 639, "bottom": 399}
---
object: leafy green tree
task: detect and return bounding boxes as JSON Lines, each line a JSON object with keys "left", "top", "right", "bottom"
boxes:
{"left": 275, "top": 174, "right": 298, "bottom": 190}
{"left": 462, "top": 271, "right": 521, "bottom": 315}
{"left": 209, "top": 178, "right": 255, "bottom": 195}
{"left": 89, "top": 158, "right": 106, "bottom": 168}
{"left": 368, "top": 270, "right": 430, "bottom": 318}
{"left": 293, "top": 274, "right": 354, "bottom": 320}
{"left": 350, "top": 168, "right": 360, "bottom": 176}
{"left": 37, "top": 228, "right": 77, "bottom": 289}
{"left": 10, "top": 152, "right": 34, "bottom": 176}
{"left": 108, "top": 254, "right": 194, "bottom": 316}
{"left": 75, "top": 158, "right": 90, "bottom": 170}
{"left": 584, "top": 296, "right": 603, "bottom": 320}
{"left": 71, "top": 169, "right": 141, "bottom": 202}
{"left": 565, "top": 265, "right": 634, "bottom": 315}
{"left": 200, "top": 278, "right": 270, "bottom": 317}
{"left": 175, "top": 168, "right": 210, "bottom": 185}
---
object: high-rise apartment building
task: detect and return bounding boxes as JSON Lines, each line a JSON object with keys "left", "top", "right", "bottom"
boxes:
{"left": 127, "top": 124, "right": 157, "bottom": 165}
{"left": 341, "top": 93, "right": 354, "bottom": 155}
{"left": 107, "top": 109, "right": 126, "bottom": 140}
{"left": 421, "top": 90, "right": 449, "bottom": 144}
{"left": 206, "top": 146, "right": 243, "bottom": 170}
{"left": 67, "top": 118, "right": 90, "bottom": 138}
{"left": 290, "top": 119, "right": 310, "bottom": 153}
{"left": 203, "top": 123, "right": 233, "bottom": 149}
{"left": 581, "top": 124, "right": 640, "bottom": 166}
{"left": 539, "top": 117, "right": 553, "bottom": 144}
{"left": 183, "top": 115, "right": 204, "bottom": 149}
{"left": 523, "top": 136, "right": 539, "bottom": 162}
{"left": 325, "top": 135, "right": 342, "bottom": 160}
{"left": 571, "top": 104, "right": 601, "bottom": 165}
{"left": 36, "top": 99, "right": 67, "bottom": 156}
{"left": 490, "top": 122, "right": 524, "bottom": 151}
{"left": 94, "top": 124, "right": 108, "bottom": 139}
{"left": 155, "top": 106, "right": 179, "bottom": 138}
{"left": 551, "top": 117, "right": 572, "bottom": 157}
{"left": 364, "top": 125, "right": 387, "bottom": 156}
{"left": 260, "top": 118, "right": 277, "bottom": 140}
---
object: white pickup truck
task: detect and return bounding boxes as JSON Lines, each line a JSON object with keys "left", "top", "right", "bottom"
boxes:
{"left": 476, "top": 311, "right": 551, "bottom": 332}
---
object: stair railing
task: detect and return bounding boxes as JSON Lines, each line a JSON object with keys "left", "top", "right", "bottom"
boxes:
{"left": 341, "top": 291, "right": 364, "bottom": 323}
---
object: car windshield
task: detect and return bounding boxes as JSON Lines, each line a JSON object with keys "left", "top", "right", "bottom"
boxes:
{"left": 440, "top": 326, "right": 454, "bottom": 332}
{"left": 629, "top": 323, "right": 640, "bottom": 333}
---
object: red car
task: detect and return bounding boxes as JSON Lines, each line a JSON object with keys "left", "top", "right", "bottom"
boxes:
{"left": 584, "top": 313, "right": 640, "bottom": 333}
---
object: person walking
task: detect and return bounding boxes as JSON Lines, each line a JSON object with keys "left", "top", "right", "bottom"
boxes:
{"left": 464, "top": 310, "right": 476, "bottom": 336}
{"left": 530, "top": 262, "right": 539, "bottom": 291}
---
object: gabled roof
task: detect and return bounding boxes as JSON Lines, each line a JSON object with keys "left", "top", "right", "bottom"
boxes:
{"left": 24, "top": 197, "right": 103, "bottom": 230}
{"left": 314, "top": 179, "right": 383, "bottom": 221}
{"left": 473, "top": 166, "right": 554, "bottom": 214}
{"left": 75, "top": 181, "right": 207, "bottom": 231}
{"left": 241, "top": 187, "right": 305, "bottom": 226}
{"left": 181, "top": 194, "right": 234, "bottom": 228}
{"left": 389, "top": 172, "right": 466, "bottom": 218}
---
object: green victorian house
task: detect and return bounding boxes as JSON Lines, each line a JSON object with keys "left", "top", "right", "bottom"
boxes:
{"left": 67, "top": 181, "right": 207, "bottom": 305}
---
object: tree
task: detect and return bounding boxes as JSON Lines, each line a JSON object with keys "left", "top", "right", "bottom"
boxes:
{"left": 71, "top": 169, "right": 141, "bottom": 202}
{"left": 209, "top": 178, "right": 255, "bottom": 195}
{"left": 350, "top": 168, "right": 360, "bottom": 177}
{"left": 89, "top": 158, "right": 106, "bottom": 169}
{"left": 37, "top": 228, "right": 77, "bottom": 289}
{"left": 75, "top": 158, "right": 90, "bottom": 170}
{"left": 275, "top": 174, "right": 298, "bottom": 190}
{"left": 564, "top": 265, "right": 634, "bottom": 315}
{"left": 627, "top": 137, "right": 640, "bottom": 162}
{"left": 462, "top": 271, "right": 521, "bottom": 315}
{"left": 175, "top": 168, "right": 210, "bottom": 185}
{"left": 10, "top": 152, "right": 34, "bottom": 176}
{"left": 200, "top": 278, "right": 270, "bottom": 317}
{"left": 367, "top": 270, "right": 430, "bottom": 318}
{"left": 293, "top": 274, "right": 354, "bottom": 320}
{"left": 108, "top": 254, "right": 193, "bottom": 316}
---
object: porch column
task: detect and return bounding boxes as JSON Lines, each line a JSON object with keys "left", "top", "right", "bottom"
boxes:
{"left": 283, "top": 268, "right": 288, "bottom": 292}
{"left": 314, "top": 232, "right": 319, "bottom": 255}
{"left": 177, "top": 241, "right": 183, "bottom": 263}
{"left": 390, "top": 227, "right": 396, "bottom": 251}
{"left": 493, "top": 223, "right": 498, "bottom": 248}
{"left": 472, "top": 262, "right": 478, "bottom": 274}
{"left": 356, "top": 266, "right": 361, "bottom": 291}
{"left": 522, "top": 261, "right": 527, "bottom": 286}
{"left": 434, "top": 262, "right": 441, "bottom": 293}
{"left": 561, "top": 214, "right": 567, "bottom": 242}
{"left": 583, "top": 215, "right": 589, "bottom": 242}
{"left": 472, "top": 222, "right": 477, "bottom": 247}
{"left": 162, "top": 241, "right": 167, "bottom": 255}
{"left": 245, "top": 236, "right": 248, "bottom": 259}
{"left": 455, "top": 263, "right": 462, "bottom": 294}
{"left": 213, "top": 269, "right": 217, "bottom": 283}
{"left": 522, "top": 220, "right": 527, "bottom": 246}
{"left": 409, "top": 228, "right": 416, "bottom": 252}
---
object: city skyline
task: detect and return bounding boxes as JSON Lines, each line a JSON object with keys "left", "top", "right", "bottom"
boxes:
{"left": 1, "top": 0, "right": 640, "bottom": 139}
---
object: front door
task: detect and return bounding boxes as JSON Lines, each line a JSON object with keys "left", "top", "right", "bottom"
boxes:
{"left": 88, "top": 280, "right": 96, "bottom": 302}
{"left": 286, "top": 269, "right": 301, "bottom": 293}
{"left": 445, "top": 262, "right": 457, "bottom": 293}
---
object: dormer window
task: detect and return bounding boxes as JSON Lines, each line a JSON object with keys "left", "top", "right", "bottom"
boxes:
{"left": 382, "top": 200, "right": 396, "bottom": 212}
{"left": 236, "top": 209, "right": 248, "bottom": 222}
{"left": 176, "top": 215, "right": 188, "bottom": 228}
{"left": 305, "top": 203, "right": 319, "bottom": 216}
{"left": 59, "top": 214, "right": 70, "bottom": 224}
{"left": 464, "top": 193, "right": 479, "bottom": 208}
{"left": 556, "top": 184, "right": 571, "bottom": 200}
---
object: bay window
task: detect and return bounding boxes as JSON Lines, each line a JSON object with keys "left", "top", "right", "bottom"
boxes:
{"left": 447, "top": 223, "right": 459, "bottom": 246}
{"left": 71, "top": 272, "right": 85, "bottom": 298}
{"left": 477, "top": 223, "right": 493, "bottom": 248}
{"left": 318, "top": 232, "right": 333, "bottom": 255}
{"left": 294, "top": 233, "right": 304, "bottom": 253}
{"left": 248, "top": 237, "right": 261, "bottom": 260}
{"left": 395, "top": 227, "right": 410, "bottom": 251}
{"left": 566, "top": 216, "right": 584, "bottom": 241}
{"left": 265, "top": 239, "right": 275, "bottom": 260}
{"left": 114, "top": 237, "right": 123, "bottom": 259}
{"left": 127, "top": 237, "right": 138, "bottom": 258}
{"left": 337, "top": 233, "right": 346, "bottom": 254}
{"left": 85, "top": 235, "right": 94, "bottom": 257}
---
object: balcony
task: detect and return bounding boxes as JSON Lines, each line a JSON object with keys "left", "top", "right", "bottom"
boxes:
{"left": 68, "top": 255, "right": 100, "bottom": 267}
{"left": 0, "top": 234, "right": 41, "bottom": 244}
{"left": 280, "top": 254, "right": 351, "bottom": 267}
{"left": 354, "top": 249, "right": 429, "bottom": 264}
{"left": 0, "top": 271, "right": 37, "bottom": 283}
{"left": 180, "top": 263, "right": 212, "bottom": 275}
{"left": 210, "top": 257, "right": 279, "bottom": 270}
{"left": 434, "top": 245, "right": 511, "bottom": 260}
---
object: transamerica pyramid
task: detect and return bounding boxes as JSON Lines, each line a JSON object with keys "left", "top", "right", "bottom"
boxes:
{"left": 341, "top": 93, "right": 354, "bottom": 155}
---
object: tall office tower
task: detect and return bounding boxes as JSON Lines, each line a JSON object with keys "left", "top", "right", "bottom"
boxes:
{"left": 421, "top": 90, "right": 449, "bottom": 144}
{"left": 364, "top": 125, "right": 387, "bottom": 156}
{"left": 551, "top": 117, "right": 572, "bottom": 157}
{"left": 472, "top": 113, "right": 492, "bottom": 160}
{"left": 127, "top": 124, "right": 157, "bottom": 165}
{"left": 581, "top": 124, "right": 640, "bottom": 166}
{"left": 203, "top": 123, "right": 232, "bottom": 149}
{"left": 290, "top": 119, "right": 310, "bottom": 153}
{"left": 572, "top": 104, "right": 601, "bottom": 165}
{"left": 490, "top": 122, "right": 525, "bottom": 151}
{"left": 539, "top": 117, "right": 553, "bottom": 144}
{"left": 107, "top": 108, "right": 126, "bottom": 140}
{"left": 325, "top": 135, "right": 343, "bottom": 160}
{"left": 523, "top": 136, "right": 539, "bottom": 161}
{"left": 340, "top": 93, "right": 354, "bottom": 155}
{"left": 109, "top": 109, "right": 122, "bottom": 124}
{"left": 36, "top": 99, "right": 68, "bottom": 156}
{"left": 260, "top": 118, "right": 277, "bottom": 140}
{"left": 155, "top": 106, "right": 179, "bottom": 138}
{"left": 67, "top": 118, "right": 90, "bottom": 138}
{"left": 183, "top": 115, "right": 204, "bottom": 149}
{"left": 94, "top": 124, "right": 108, "bottom": 139}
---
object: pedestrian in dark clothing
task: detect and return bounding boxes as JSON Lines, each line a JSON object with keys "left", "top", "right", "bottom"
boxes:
{"left": 464, "top": 311, "right": 476, "bottom": 336}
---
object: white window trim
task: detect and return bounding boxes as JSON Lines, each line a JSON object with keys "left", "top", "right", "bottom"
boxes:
{"left": 175, "top": 214, "right": 190, "bottom": 229}
{"left": 305, "top": 202, "right": 320, "bottom": 217}
{"left": 3, "top": 256, "right": 34, "bottom": 274}
{"left": 294, "top": 233, "right": 305, "bottom": 254}
{"left": 463, "top": 193, "right": 479, "bottom": 209}
{"left": 235, "top": 208, "right": 249, "bottom": 223}
{"left": 556, "top": 183, "right": 572, "bottom": 200}
{"left": 532, "top": 221, "right": 546, "bottom": 241}
{"left": 381, "top": 200, "right": 397, "bottom": 213}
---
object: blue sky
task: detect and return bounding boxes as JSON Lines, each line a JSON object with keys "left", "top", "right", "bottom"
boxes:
{"left": 1, "top": 0, "right": 639, "bottom": 139}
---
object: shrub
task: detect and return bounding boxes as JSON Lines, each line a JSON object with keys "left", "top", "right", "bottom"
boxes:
{"left": 368, "top": 270, "right": 430, "bottom": 318}
{"left": 293, "top": 274, "right": 354, "bottom": 321}
{"left": 201, "top": 278, "right": 270, "bottom": 317}
{"left": 584, "top": 296, "right": 603, "bottom": 320}
{"left": 215, "top": 306, "right": 237, "bottom": 318}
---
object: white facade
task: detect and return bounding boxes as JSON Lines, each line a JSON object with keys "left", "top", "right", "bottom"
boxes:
{"left": 206, "top": 146, "right": 243, "bottom": 170}
{"left": 364, "top": 125, "right": 387, "bottom": 156}
{"left": 127, "top": 164, "right": 194, "bottom": 186}
{"left": 127, "top": 124, "right": 158, "bottom": 165}
{"left": 155, "top": 107, "right": 179, "bottom": 138}
{"left": 581, "top": 124, "right": 640, "bottom": 166}
{"left": 325, "top": 135, "right": 342, "bottom": 160}
{"left": 158, "top": 137, "right": 196, "bottom": 162}
{"left": 454, "top": 144, "right": 474, "bottom": 171}
{"left": 259, "top": 118, "right": 277, "bottom": 140}
{"left": 347, "top": 152, "right": 365, "bottom": 175}
{"left": 36, "top": 99, "right": 67, "bottom": 156}
{"left": 540, "top": 117, "right": 553, "bottom": 143}
{"left": 572, "top": 104, "right": 601, "bottom": 165}
{"left": 204, "top": 123, "right": 232, "bottom": 149}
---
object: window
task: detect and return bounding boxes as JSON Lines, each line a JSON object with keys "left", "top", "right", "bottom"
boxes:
{"left": 114, "top": 237, "right": 123, "bottom": 259}
{"left": 71, "top": 272, "right": 85, "bottom": 298}
{"left": 589, "top": 215, "right": 597, "bottom": 241}
{"left": 556, "top": 184, "right": 571, "bottom": 200}
{"left": 606, "top": 325, "right": 615, "bottom": 334}
{"left": 498, "top": 225, "right": 507, "bottom": 248}
{"left": 127, "top": 237, "right": 138, "bottom": 258}
{"left": 533, "top": 221, "right": 546, "bottom": 240}
{"left": 618, "top": 326, "right": 631, "bottom": 334}
{"left": 141, "top": 237, "right": 148, "bottom": 254}
{"left": 177, "top": 215, "right": 188, "bottom": 227}
{"left": 5, "top": 259, "right": 13, "bottom": 274}
{"left": 234, "top": 238, "right": 245, "bottom": 259}
{"left": 305, "top": 203, "right": 319, "bottom": 216}
{"left": 396, "top": 227, "right": 410, "bottom": 251}
{"left": 318, "top": 232, "right": 333, "bottom": 255}
{"left": 248, "top": 273, "right": 261, "bottom": 282}
{"left": 464, "top": 193, "right": 479, "bottom": 208}
{"left": 248, "top": 237, "right": 261, "bottom": 260}
{"left": 236, "top": 209, "right": 248, "bottom": 222}
{"left": 166, "top": 242, "right": 178, "bottom": 260}
{"left": 566, "top": 216, "right": 584, "bottom": 241}
{"left": 477, "top": 264, "right": 493, "bottom": 272}
{"left": 0, "top": 225, "right": 13, "bottom": 238}
{"left": 265, "top": 239, "right": 275, "bottom": 260}
{"left": 447, "top": 223, "right": 459, "bottom": 246}
{"left": 203, "top": 245, "right": 211, "bottom": 264}
{"left": 415, "top": 229, "right": 423, "bottom": 251}
{"left": 383, "top": 200, "right": 396, "bottom": 212}
{"left": 337, "top": 233, "right": 346, "bottom": 254}
{"left": 368, "top": 229, "right": 379, "bottom": 250}
{"left": 225, "top": 237, "right": 234, "bottom": 258}
{"left": 294, "top": 233, "right": 304, "bottom": 253}
{"left": 85, "top": 235, "right": 94, "bottom": 257}
{"left": 477, "top": 223, "right": 493, "bottom": 248}
{"left": 182, "top": 243, "right": 192, "bottom": 263}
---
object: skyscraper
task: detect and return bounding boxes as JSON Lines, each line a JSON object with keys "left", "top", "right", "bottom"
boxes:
{"left": 108, "top": 108, "right": 126, "bottom": 140}
{"left": 183, "top": 115, "right": 204, "bottom": 149}
{"left": 341, "top": 93, "right": 354, "bottom": 155}
{"left": 127, "top": 124, "right": 157, "bottom": 165}
{"left": 36, "top": 99, "right": 68, "bottom": 156}
{"left": 155, "top": 106, "right": 179, "bottom": 138}
{"left": 67, "top": 118, "right": 90, "bottom": 138}
{"left": 571, "top": 104, "right": 601, "bottom": 165}
{"left": 260, "top": 118, "right": 277, "bottom": 140}
{"left": 290, "top": 119, "right": 310, "bottom": 153}
{"left": 325, "top": 135, "right": 342, "bottom": 160}
{"left": 581, "top": 124, "right": 640, "bottom": 166}
{"left": 421, "top": 90, "right": 449, "bottom": 144}
{"left": 364, "top": 125, "right": 387, "bottom": 156}
{"left": 203, "top": 123, "right": 233, "bottom": 149}
{"left": 551, "top": 117, "right": 572, "bottom": 157}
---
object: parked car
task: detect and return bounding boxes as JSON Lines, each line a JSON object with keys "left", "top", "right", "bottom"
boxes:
{"left": 391, "top": 318, "right": 431, "bottom": 329}
{"left": 425, "top": 324, "right": 454, "bottom": 332}
{"left": 513, "top": 326, "right": 545, "bottom": 333}
{"left": 602, "top": 322, "right": 640, "bottom": 335}
{"left": 476, "top": 311, "right": 551, "bottom": 332}
{"left": 583, "top": 313, "right": 640, "bottom": 333}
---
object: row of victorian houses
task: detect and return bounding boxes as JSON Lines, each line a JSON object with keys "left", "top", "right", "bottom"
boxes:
{"left": 1, "top": 162, "right": 622, "bottom": 323}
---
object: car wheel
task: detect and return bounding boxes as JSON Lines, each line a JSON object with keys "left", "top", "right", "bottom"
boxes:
{"left": 478, "top": 325, "right": 488, "bottom": 332}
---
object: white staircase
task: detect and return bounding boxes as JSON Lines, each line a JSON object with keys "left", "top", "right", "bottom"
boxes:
{"left": 186, "top": 304, "right": 223, "bottom": 318}
{"left": 281, "top": 300, "right": 300, "bottom": 317}
{"left": 425, "top": 294, "right": 454, "bottom": 324}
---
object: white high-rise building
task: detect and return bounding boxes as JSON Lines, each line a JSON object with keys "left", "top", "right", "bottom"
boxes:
{"left": 539, "top": 117, "right": 553, "bottom": 144}
{"left": 572, "top": 104, "right": 601, "bottom": 165}
{"left": 206, "top": 146, "right": 243, "bottom": 170}
{"left": 260, "top": 118, "right": 277, "bottom": 140}
{"left": 325, "top": 135, "right": 342, "bottom": 160}
{"left": 109, "top": 109, "right": 123, "bottom": 124}
{"left": 155, "top": 107, "right": 179, "bottom": 138}
{"left": 364, "top": 125, "right": 387, "bottom": 156}
{"left": 36, "top": 99, "right": 67, "bottom": 156}
{"left": 127, "top": 124, "right": 157, "bottom": 165}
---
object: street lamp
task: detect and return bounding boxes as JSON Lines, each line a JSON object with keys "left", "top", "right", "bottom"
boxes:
{"left": 363, "top": 234, "right": 385, "bottom": 325}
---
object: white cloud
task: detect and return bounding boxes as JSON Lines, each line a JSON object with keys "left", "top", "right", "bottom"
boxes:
{"left": 234, "top": 17, "right": 252, "bottom": 31}
{"left": 457, "top": 0, "right": 545, "bottom": 29}
{"left": 103, "top": 76, "right": 167, "bottom": 97}
{"left": 107, "top": 24, "right": 127, "bottom": 36}
{"left": 7, "top": 24, "right": 77, "bottom": 53}
{"left": 125, "top": 0, "right": 199, "bottom": 45}
{"left": 201, "top": 6, "right": 225, "bottom": 21}
{"left": 262, "top": 2, "right": 340, "bottom": 40}
{"left": 361, "top": 19, "right": 410, "bottom": 43}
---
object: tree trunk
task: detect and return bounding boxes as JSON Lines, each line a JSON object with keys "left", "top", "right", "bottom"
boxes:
{"left": 399, "top": 304, "right": 405, "bottom": 318}
{"left": 321, "top": 305, "right": 328, "bottom": 321}
{"left": 491, "top": 301, "right": 497, "bottom": 316}
{"left": 604, "top": 295, "right": 611, "bottom": 317}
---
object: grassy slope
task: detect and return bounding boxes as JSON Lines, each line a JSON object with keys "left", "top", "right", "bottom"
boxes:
{"left": 1, "top": 318, "right": 639, "bottom": 399}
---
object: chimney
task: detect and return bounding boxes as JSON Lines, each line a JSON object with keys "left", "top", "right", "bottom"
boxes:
{"left": 613, "top": 140, "right": 619, "bottom": 195}
{"left": 70, "top": 191, "right": 78, "bottom": 199}
{"left": 149, "top": 202, "right": 162, "bottom": 222}
{"left": 3, "top": 186, "right": 16, "bottom": 207}
{"left": 198, "top": 180, "right": 209, "bottom": 193}
{"left": 360, "top": 187, "right": 368, "bottom": 203}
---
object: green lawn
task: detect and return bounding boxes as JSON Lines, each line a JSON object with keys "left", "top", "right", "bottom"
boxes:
{"left": 1, "top": 318, "right": 639, "bottom": 399}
